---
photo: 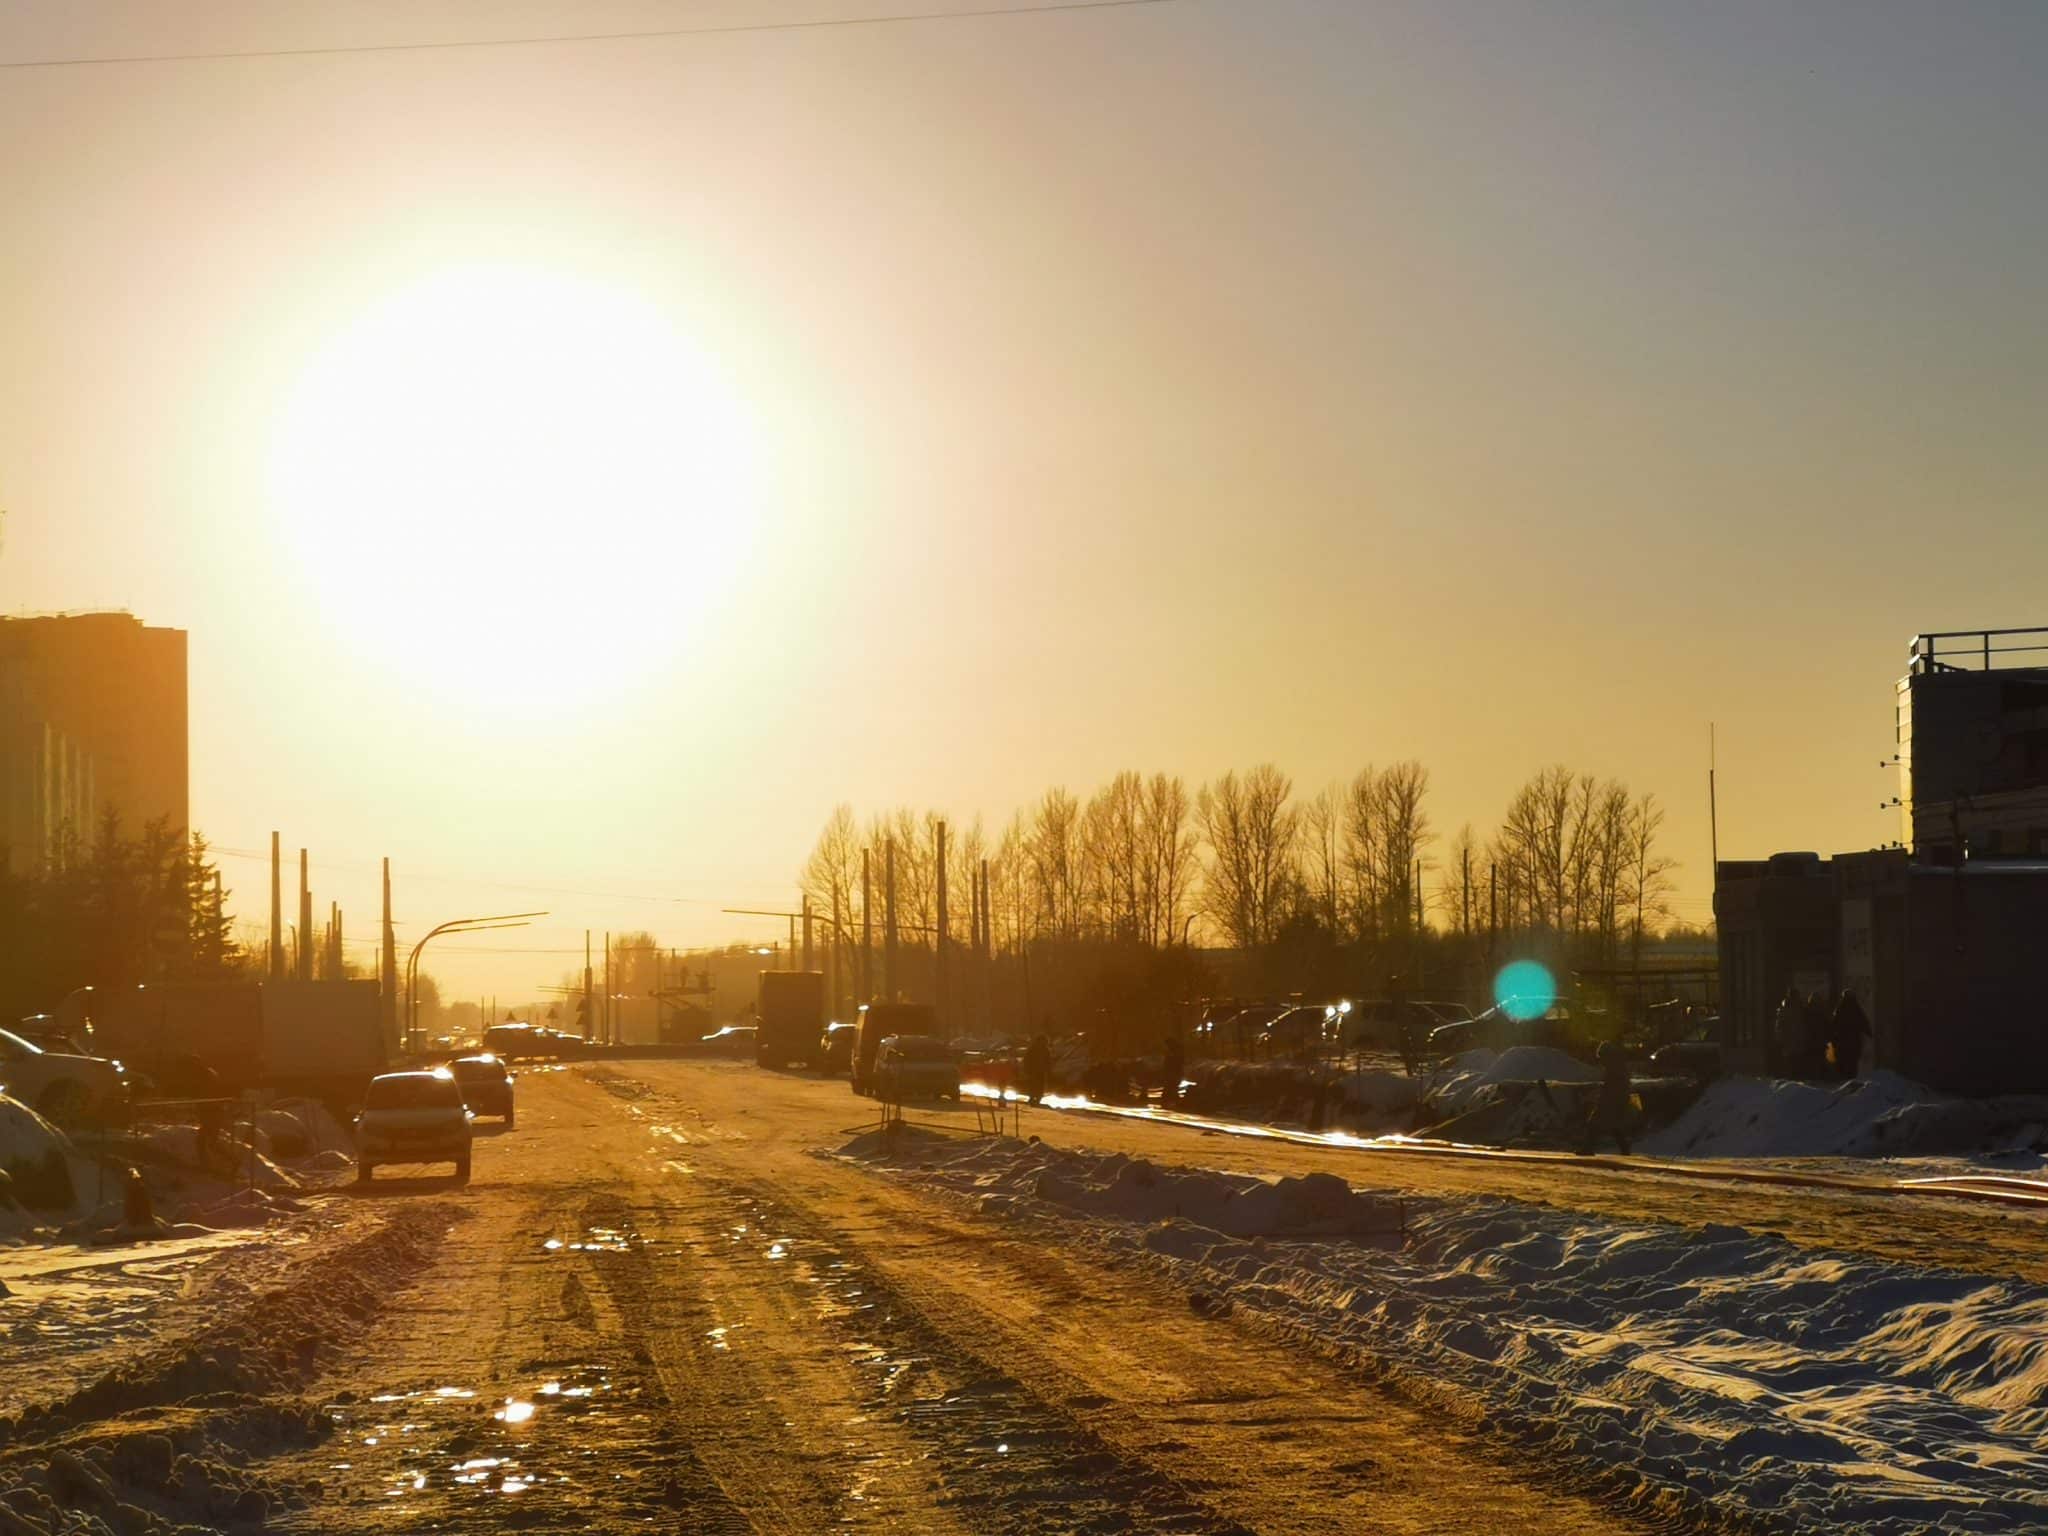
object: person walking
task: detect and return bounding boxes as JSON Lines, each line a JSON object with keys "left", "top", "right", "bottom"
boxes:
{"left": 1579, "top": 1042, "right": 1635, "bottom": 1155}
{"left": 1770, "top": 984, "right": 1804, "bottom": 1077}
{"left": 1022, "top": 1032, "right": 1051, "bottom": 1106}
{"left": 1161, "top": 1030, "right": 1185, "bottom": 1108}
{"left": 1829, "top": 990, "right": 1872, "bottom": 1080}
{"left": 1800, "top": 992, "right": 1833, "bottom": 1079}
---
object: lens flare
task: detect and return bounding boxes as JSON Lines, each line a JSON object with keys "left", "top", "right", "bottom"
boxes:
{"left": 1493, "top": 960, "right": 1557, "bottom": 1022}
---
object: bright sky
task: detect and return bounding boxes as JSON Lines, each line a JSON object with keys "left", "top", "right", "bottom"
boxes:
{"left": 5, "top": 0, "right": 2046, "bottom": 1001}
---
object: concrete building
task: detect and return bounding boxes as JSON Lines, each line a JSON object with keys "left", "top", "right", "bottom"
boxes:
{"left": 0, "top": 613, "right": 189, "bottom": 873}
{"left": 1716, "top": 627, "right": 2048, "bottom": 1092}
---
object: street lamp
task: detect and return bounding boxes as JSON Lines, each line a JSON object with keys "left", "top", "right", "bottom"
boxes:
{"left": 405, "top": 912, "right": 547, "bottom": 1054}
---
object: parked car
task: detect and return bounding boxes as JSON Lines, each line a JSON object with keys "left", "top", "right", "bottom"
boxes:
{"left": 851, "top": 1003, "right": 938, "bottom": 1095}
{"left": 1647, "top": 1037, "right": 1723, "bottom": 1083}
{"left": 446, "top": 1053, "right": 516, "bottom": 1124}
{"left": 874, "top": 1034, "right": 961, "bottom": 1102}
{"left": 0, "top": 1025, "right": 128, "bottom": 1128}
{"left": 355, "top": 1069, "right": 472, "bottom": 1183}
{"left": 1426, "top": 1002, "right": 1575, "bottom": 1058}
{"left": 701, "top": 1024, "right": 758, "bottom": 1056}
{"left": 818, "top": 1022, "right": 857, "bottom": 1073}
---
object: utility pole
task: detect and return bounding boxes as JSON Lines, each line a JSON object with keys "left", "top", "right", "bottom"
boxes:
{"left": 983, "top": 860, "right": 999, "bottom": 1028}
{"left": 884, "top": 838, "right": 898, "bottom": 1003}
{"left": 381, "top": 858, "right": 398, "bottom": 1045}
{"left": 801, "top": 893, "right": 813, "bottom": 972}
{"left": 1488, "top": 862, "right": 1497, "bottom": 958}
{"left": 331, "top": 901, "right": 343, "bottom": 978}
{"left": 1461, "top": 846, "right": 1472, "bottom": 938}
{"left": 269, "top": 833, "right": 284, "bottom": 980}
{"left": 604, "top": 931, "right": 612, "bottom": 1044}
{"left": 298, "top": 850, "right": 312, "bottom": 983}
{"left": 584, "top": 930, "right": 593, "bottom": 1043}
{"left": 830, "top": 887, "right": 843, "bottom": 1018}
{"left": 935, "top": 819, "right": 949, "bottom": 1028}
{"left": 860, "top": 849, "right": 872, "bottom": 1005}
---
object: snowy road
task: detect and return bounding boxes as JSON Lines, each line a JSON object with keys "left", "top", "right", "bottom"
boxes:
{"left": 4, "top": 1059, "right": 2042, "bottom": 1534}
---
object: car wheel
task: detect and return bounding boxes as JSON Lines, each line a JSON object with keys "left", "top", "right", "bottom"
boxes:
{"left": 356, "top": 1160, "right": 374, "bottom": 1183}
{"left": 37, "top": 1080, "right": 88, "bottom": 1129}
{"left": 504, "top": 1109, "right": 515, "bottom": 1129}
{"left": 453, "top": 1156, "right": 471, "bottom": 1184}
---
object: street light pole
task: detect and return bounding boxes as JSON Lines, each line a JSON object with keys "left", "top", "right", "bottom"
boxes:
{"left": 405, "top": 911, "right": 547, "bottom": 1054}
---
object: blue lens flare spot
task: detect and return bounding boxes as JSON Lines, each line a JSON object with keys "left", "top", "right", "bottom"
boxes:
{"left": 1493, "top": 960, "right": 1557, "bottom": 1023}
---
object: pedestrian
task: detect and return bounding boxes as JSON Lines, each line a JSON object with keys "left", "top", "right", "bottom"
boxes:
{"left": 1579, "top": 1042, "right": 1634, "bottom": 1155}
{"left": 1770, "top": 984, "right": 1804, "bottom": 1078}
{"left": 1388, "top": 973, "right": 1417, "bottom": 1078}
{"left": 1161, "top": 1030, "right": 1185, "bottom": 1107}
{"left": 1828, "top": 990, "right": 1872, "bottom": 1080}
{"left": 1800, "top": 992, "right": 1833, "bottom": 1079}
{"left": 122, "top": 1166, "right": 155, "bottom": 1231}
{"left": 1023, "top": 1032, "right": 1051, "bottom": 1106}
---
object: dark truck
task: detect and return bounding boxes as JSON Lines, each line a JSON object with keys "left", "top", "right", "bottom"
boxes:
{"left": 756, "top": 970, "right": 826, "bottom": 1070}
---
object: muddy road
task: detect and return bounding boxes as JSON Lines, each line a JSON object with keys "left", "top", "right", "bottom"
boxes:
{"left": 10, "top": 1059, "right": 2038, "bottom": 1533}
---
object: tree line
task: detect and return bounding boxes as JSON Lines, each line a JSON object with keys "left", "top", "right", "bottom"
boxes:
{"left": 0, "top": 814, "right": 241, "bottom": 1023}
{"left": 797, "top": 761, "right": 1680, "bottom": 1038}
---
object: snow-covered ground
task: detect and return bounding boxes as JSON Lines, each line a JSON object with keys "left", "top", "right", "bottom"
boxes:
{"left": 846, "top": 1131, "right": 2048, "bottom": 1535}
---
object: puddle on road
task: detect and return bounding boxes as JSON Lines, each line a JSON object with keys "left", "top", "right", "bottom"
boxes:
{"left": 331, "top": 1363, "right": 618, "bottom": 1504}
{"left": 540, "top": 1222, "right": 640, "bottom": 1254}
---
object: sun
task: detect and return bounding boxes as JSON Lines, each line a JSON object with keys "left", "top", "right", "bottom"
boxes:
{"left": 269, "top": 265, "right": 761, "bottom": 709}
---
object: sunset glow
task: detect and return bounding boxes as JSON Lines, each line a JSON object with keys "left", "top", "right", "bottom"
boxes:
{"left": 268, "top": 266, "right": 760, "bottom": 710}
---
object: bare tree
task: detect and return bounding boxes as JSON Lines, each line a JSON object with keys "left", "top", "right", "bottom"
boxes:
{"left": 1198, "top": 765, "right": 1300, "bottom": 950}
{"left": 1301, "top": 784, "right": 1344, "bottom": 937}
{"left": 1027, "top": 789, "right": 1083, "bottom": 941}
{"left": 1139, "top": 773, "right": 1199, "bottom": 946}
{"left": 1081, "top": 772, "right": 1146, "bottom": 942}
{"left": 1373, "top": 761, "right": 1432, "bottom": 939}
{"left": 800, "top": 804, "right": 863, "bottom": 938}
{"left": 1627, "top": 793, "right": 1678, "bottom": 966}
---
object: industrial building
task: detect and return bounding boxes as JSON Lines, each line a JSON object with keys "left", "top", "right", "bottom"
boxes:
{"left": 0, "top": 612, "right": 189, "bottom": 874}
{"left": 1716, "top": 627, "right": 2048, "bottom": 1093}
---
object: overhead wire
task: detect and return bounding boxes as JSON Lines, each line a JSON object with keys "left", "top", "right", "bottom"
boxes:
{"left": 0, "top": 0, "right": 1188, "bottom": 70}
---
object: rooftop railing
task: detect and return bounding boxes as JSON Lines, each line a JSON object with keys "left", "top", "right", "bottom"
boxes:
{"left": 1907, "top": 627, "right": 2048, "bottom": 675}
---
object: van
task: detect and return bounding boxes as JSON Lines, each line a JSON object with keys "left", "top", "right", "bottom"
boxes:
{"left": 850, "top": 1002, "right": 938, "bottom": 1095}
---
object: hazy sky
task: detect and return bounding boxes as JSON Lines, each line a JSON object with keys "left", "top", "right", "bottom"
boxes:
{"left": 5, "top": 0, "right": 2046, "bottom": 1002}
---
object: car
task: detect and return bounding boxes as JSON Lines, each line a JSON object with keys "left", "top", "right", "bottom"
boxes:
{"left": 851, "top": 1003, "right": 938, "bottom": 1095}
{"left": 702, "top": 1024, "right": 758, "bottom": 1056}
{"left": 1647, "top": 1037, "right": 1723, "bottom": 1083}
{"left": 0, "top": 1025, "right": 128, "bottom": 1128}
{"left": 446, "top": 1053, "right": 516, "bottom": 1124}
{"left": 1427, "top": 1001, "right": 1575, "bottom": 1058}
{"left": 818, "top": 1021, "right": 857, "bottom": 1073}
{"left": 874, "top": 1034, "right": 961, "bottom": 1102}
{"left": 355, "top": 1069, "right": 473, "bottom": 1183}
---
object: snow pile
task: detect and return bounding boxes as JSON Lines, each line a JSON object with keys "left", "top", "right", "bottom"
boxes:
{"left": 907, "top": 1138, "right": 1405, "bottom": 1239}
{"left": 1425, "top": 1046, "right": 1600, "bottom": 1118}
{"left": 0, "top": 1092, "right": 100, "bottom": 1221}
{"left": 1640, "top": 1071, "right": 2048, "bottom": 1160}
{"left": 849, "top": 1134, "right": 2048, "bottom": 1534}
{"left": 1334, "top": 1067, "right": 1422, "bottom": 1119}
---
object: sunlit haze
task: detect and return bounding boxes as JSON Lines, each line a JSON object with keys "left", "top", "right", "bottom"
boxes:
{"left": 6, "top": 0, "right": 2047, "bottom": 1001}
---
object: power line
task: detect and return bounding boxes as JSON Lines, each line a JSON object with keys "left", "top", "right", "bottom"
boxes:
{"left": 0, "top": 0, "right": 1186, "bottom": 70}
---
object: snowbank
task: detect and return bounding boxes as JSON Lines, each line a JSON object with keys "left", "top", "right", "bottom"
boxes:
{"left": 0, "top": 1093, "right": 101, "bottom": 1222}
{"left": 848, "top": 1134, "right": 1406, "bottom": 1240}
{"left": 847, "top": 1134, "right": 2048, "bottom": 1535}
{"left": 1641, "top": 1071, "right": 2048, "bottom": 1160}
{"left": 1425, "top": 1046, "right": 1599, "bottom": 1118}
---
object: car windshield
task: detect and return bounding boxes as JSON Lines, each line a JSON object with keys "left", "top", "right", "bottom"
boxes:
{"left": 365, "top": 1074, "right": 463, "bottom": 1110}
{"left": 451, "top": 1057, "right": 502, "bottom": 1078}
{"left": 888, "top": 1035, "right": 952, "bottom": 1061}
{"left": 0, "top": 1027, "right": 45, "bottom": 1056}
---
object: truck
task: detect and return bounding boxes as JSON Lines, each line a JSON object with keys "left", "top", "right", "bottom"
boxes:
{"left": 755, "top": 971, "right": 826, "bottom": 1070}
{"left": 77, "top": 980, "right": 388, "bottom": 1101}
